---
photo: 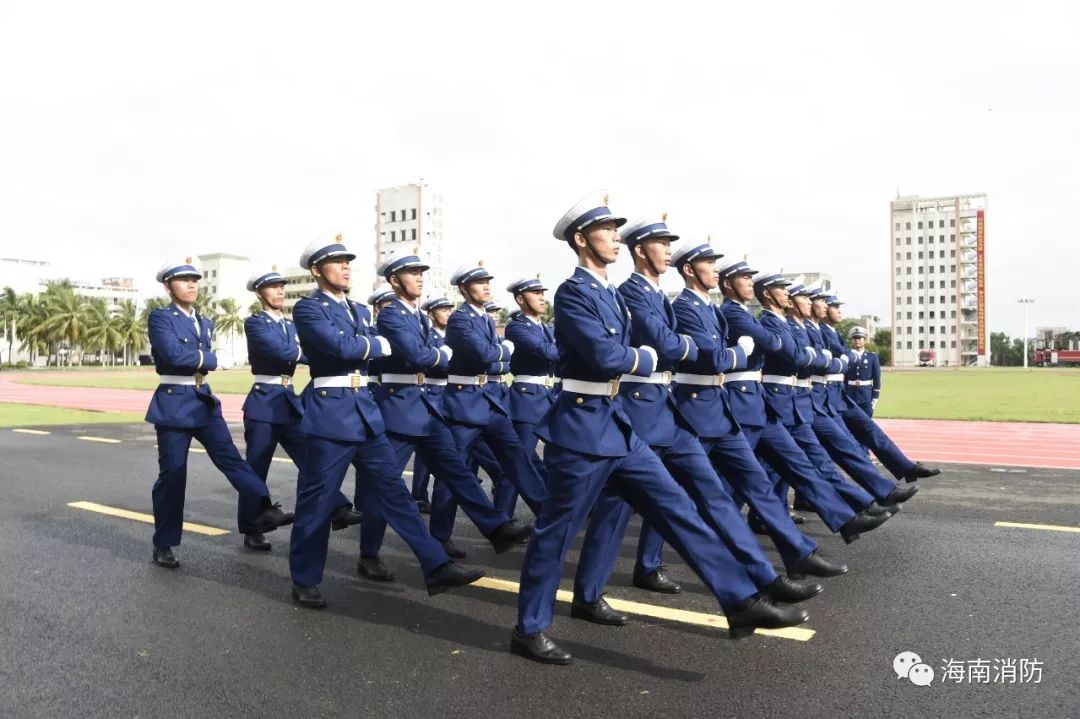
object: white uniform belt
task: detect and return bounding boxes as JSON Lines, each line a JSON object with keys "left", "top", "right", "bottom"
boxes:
{"left": 252, "top": 374, "right": 292, "bottom": 386}
{"left": 514, "top": 375, "right": 558, "bottom": 387}
{"left": 826, "top": 373, "right": 846, "bottom": 382}
{"left": 447, "top": 374, "right": 488, "bottom": 386}
{"left": 620, "top": 371, "right": 672, "bottom": 384}
{"left": 159, "top": 374, "right": 204, "bottom": 386}
{"left": 313, "top": 374, "right": 369, "bottom": 389}
{"left": 795, "top": 378, "right": 812, "bottom": 388}
{"left": 724, "top": 370, "right": 762, "bottom": 383}
{"left": 810, "top": 375, "right": 828, "bottom": 384}
{"left": 561, "top": 378, "right": 620, "bottom": 398}
{"left": 381, "top": 373, "right": 427, "bottom": 385}
{"left": 762, "top": 374, "right": 797, "bottom": 386}
{"left": 673, "top": 372, "right": 724, "bottom": 386}
{"left": 425, "top": 378, "right": 448, "bottom": 386}
{"left": 847, "top": 379, "right": 874, "bottom": 387}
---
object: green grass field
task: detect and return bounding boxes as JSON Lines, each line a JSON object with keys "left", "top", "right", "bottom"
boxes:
{"left": 0, "top": 403, "right": 143, "bottom": 427}
{"left": 7, "top": 366, "right": 1080, "bottom": 423}
{"left": 874, "top": 367, "right": 1080, "bottom": 423}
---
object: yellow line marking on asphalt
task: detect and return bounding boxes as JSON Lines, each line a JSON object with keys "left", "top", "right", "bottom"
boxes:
{"left": 471, "top": 576, "right": 815, "bottom": 641}
{"left": 67, "top": 501, "right": 230, "bottom": 536}
{"left": 12, "top": 428, "right": 51, "bottom": 435}
{"left": 994, "top": 521, "right": 1080, "bottom": 534}
{"left": 77, "top": 436, "right": 122, "bottom": 444}
{"left": 191, "top": 448, "right": 207, "bottom": 453}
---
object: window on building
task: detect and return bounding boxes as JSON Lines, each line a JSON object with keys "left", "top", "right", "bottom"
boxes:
{"left": 906, "top": 252, "right": 912, "bottom": 260}
{"left": 949, "top": 295, "right": 955, "bottom": 303}
{"left": 929, "top": 311, "right": 936, "bottom": 319}
{"left": 390, "top": 230, "right": 396, "bottom": 242}
{"left": 939, "top": 234, "right": 945, "bottom": 242}
{"left": 929, "top": 296, "right": 935, "bottom": 304}
{"left": 929, "top": 281, "right": 935, "bottom": 289}
{"left": 907, "top": 327, "right": 913, "bottom": 334}
{"left": 917, "top": 237, "right": 923, "bottom": 245}
{"left": 906, "top": 267, "right": 912, "bottom": 275}
{"left": 907, "top": 312, "right": 912, "bottom": 319}
{"left": 918, "top": 311, "right": 924, "bottom": 319}
{"left": 940, "top": 326, "right": 946, "bottom": 334}
{"left": 950, "top": 249, "right": 956, "bottom": 258}
{"left": 906, "top": 282, "right": 912, "bottom": 289}
{"left": 929, "top": 266, "right": 935, "bottom": 274}
{"left": 411, "top": 229, "right": 417, "bottom": 241}
{"left": 917, "top": 221, "right": 923, "bottom": 229}
{"left": 930, "top": 340, "right": 936, "bottom": 348}
{"left": 390, "top": 210, "right": 397, "bottom": 222}
{"left": 895, "top": 237, "right": 901, "bottom": 246}
{"left": 951, "top": 340, "right": 957, "bottom": 348}
{"left": 929, "top": 326, "right": 935, "bottom": 334}
{"left": 907, "top": 341, "right": 913, "bottom": 349}
{"left": 916, "top": 296, "right": 922, "bottom": 304}
{"left": 411, "top": 209, "right": 417, "bottom": 220}
{"left": 896, "top": 311, "right": 902, "bottom": 319}
{"left": 896, "top": 252, "right": 901, "bottom": 261}
{"left": 906, "top": 297, "right": 912, "bottom": 305}
{"left": 895, "top": 222, "right": 901, "bottom": 231}
{"left": 897, "top": 340, "right": 903, "bottom": 349}
{"left": 950, "top": 265, "right": 956, "bottom": 272}
{"left": 950, "top": 310, "right": 956, "bottom": 318}
{"left": 896, "top": 267, "right": 902, "bottom": 277}
{"left": 950, "top": 280, "right": 956, "bottom": 288}
{"left": 906, "top": 222, "right": 912, "bottom": 230}
{"left": 906, "top": 237, "right": 912, "bottom": 245}
{"left": 939, "top": 220, "right": 945, "bottom": 228}
{"left": 918, "top": 281, "right": 924, "bottom": 289}
{"left": 917, "top": 267, "right": 922, "bottom": 274}
{"left": 896, "top": 282, "right": 902, "bottom": 290}
{"left": 950, "top": 218, "right": 956, "bottom": 227}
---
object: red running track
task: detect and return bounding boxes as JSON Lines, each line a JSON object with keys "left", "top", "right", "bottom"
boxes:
{"left": 2, "top": 375, "right": 1080, "bottom": 470}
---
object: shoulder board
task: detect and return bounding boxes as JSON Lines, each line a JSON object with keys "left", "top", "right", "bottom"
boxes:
{"left": 565, "top": 275, "right": 585, "bottom": 284}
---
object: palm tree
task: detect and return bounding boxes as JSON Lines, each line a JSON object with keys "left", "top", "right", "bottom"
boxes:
{"left": 114, "top": 301, "right": 147, "bottom": 366}
{"left": 17, "top": 296, "right": 50, "bottom": 366}
{"left": 0, "top": 287, "right": 30, "bottom": 365}
{"left": 215, "top": 298, "right": 245, "bottom": 356}
{"left": 39, "top": 283, "right": 89, "bottom": 366}
{"left": 83, "top": 298, "right": 125, "bottom": 365}
{"left": 248, "top": 299, "right": 263, "bottom": 317}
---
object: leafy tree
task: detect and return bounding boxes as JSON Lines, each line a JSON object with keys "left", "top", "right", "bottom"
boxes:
{"left": 870, "top": 328, "right": 892, "bottom": 367}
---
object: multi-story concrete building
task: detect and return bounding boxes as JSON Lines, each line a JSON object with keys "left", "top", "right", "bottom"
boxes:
{"left": 281, "top": 265, "right": 318, "bottom": 314}
{"left": 197, "top": 253, "right": 252, "bottom": 362}
{"left": 374, "top": 182, "right": 447, "bottom": 299}
{"left": 890, "top": 194, "right": 988, "bottom": 367}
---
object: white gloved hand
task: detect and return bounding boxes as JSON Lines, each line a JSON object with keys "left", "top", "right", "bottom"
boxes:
{"left": 638, "top": 345, "right": 658, "bottom": 369}
{"left": 804, "top": 346, "right": 817, "bottom": 359}
{"left": 216, "top": 350, "right": 235, "bottom": 371}
{"left": 839, "top": 352, "right": 851, "bottom": 366}
{"left": 501, "top": 339, "right": 515, "bottom": 355}
{"left": 871, "top": 398, "right": 878, "bottom": 410}
{"left": 439, "top": 345, "right": 453, "bottom": 362}
{"left": 374, "top": 336, "right": 392, "bottom": 356}
{"left": 821, "top": 349, "right": 833, "bottom": 361}
{"left": 737, "top": 335, "right": 755, "bottom": 356}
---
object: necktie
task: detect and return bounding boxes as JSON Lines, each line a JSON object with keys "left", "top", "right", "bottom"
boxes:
{"left": 191, "top": 314, "right": 200, "bottom": 337}
{"left": 279, "top": 318, "right": 288, "bottom": 337}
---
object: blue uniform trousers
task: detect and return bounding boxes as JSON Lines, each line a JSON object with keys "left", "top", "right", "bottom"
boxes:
{"left": 361, "top": 424, "right": 511, "bottom": 554}
{"left": 573, "top": 427, "right": 781, "bottom": 604}
{"left": 431, "top": 416, "right": 547, "bottom": 541}
{"left": 742, "top": 419, "right": 861, "bottom": 532}
{"left": 810, "top": 413, "right": 897, "bottom": 502}
{"left": 491, "top": 421, "right": 548, "bottom": 517}
{"left": 840, "top": 403, "right": 915, "bottom": 479}
{"left": 516, "top": 435, "right": 760, "bottom": 636}
{"left": 153, "top": 419, "right": 270, "bottom": 549}
{"left": 290, "top": 433, "right": 448, "bottom": 588}
{"left": 410, "top": 450, "right": 432, "bottom": 502}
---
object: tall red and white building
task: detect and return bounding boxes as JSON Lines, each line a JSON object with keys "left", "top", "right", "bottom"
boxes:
{"left": 889, "top": 193, "right": 989, "bottom": 367}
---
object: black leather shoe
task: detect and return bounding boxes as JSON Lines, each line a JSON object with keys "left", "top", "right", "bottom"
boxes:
{"left": 840, "top": 509, "right": 891, "bottom": 544}
{"left": 510, "top": 628, "right": 572, "bottom": 665}
{"left": 331, "top": 505, "right": 363, "bottom": 531}
{"left": 764, "top": 575, "right": 824, "bottom": 604}
{"left": 357, "top": 555, "right": 395, "bottom": 582}
{"left": 885, "top": 483, "right": 920, "bottom": 504}
{"left": 789, "top": 509, "right": 806, "bottom": 525}
{"left": 788, "top": 550, "right": 849, "bottom": 578}
{"left": 726, "top": 595, "right": 809, "bottom": 639}
{"left": 490, "top": 521, "right": 533, "bottom": 554}
{"left": 243, "top": 532, "right": 272, "bottom": 551}
{"left": 254, "top": 502, "right": 294, "bottom": 533}
{"left": 748, "top": 517, "right": 769, "bottom": 535}
{"left": 416, "top": 498, "right": 432, "bottom": 514}
{"left": 866, "top": 501, "right": 900, "bottom": 517}
{"left": 793, "top": 496, "right": 815, "bottom": 512}
{"left": 292, "top": 584, "right": 327, "bottom": 609}
{"left": 152, "top": 547, "right": 179, "bottom": 569}
{"left": 443, "top": 540, "right": 467, "bottom": 559}
{"left": 425, "top": 562, "right": 485, "bottom": 596}
{"left": 570, "top": 597, "right": 630, "bottom": 626}
{"left": 633, "top": 567, "right": 682, "bottom": 594}
{"left": 904, "top": 462, "right": 941, "bottom": 483}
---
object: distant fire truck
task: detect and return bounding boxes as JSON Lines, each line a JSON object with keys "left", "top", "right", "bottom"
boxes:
{"left": 917, "top": 350, "right": 936, "bottom": 367}
{"left": 1033, "top": 349, "right": 1080, "bottom": 367}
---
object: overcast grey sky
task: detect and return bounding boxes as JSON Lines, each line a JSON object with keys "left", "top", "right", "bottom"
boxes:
{"left": 1, "top": 0, "right": 1077, "bottom": 335}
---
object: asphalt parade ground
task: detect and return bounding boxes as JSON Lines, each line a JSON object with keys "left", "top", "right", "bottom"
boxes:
{"left": 2, "top": 422, "right": 1079, "bottom": 718}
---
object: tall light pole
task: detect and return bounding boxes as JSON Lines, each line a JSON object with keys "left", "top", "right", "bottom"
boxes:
{"left": 1018, "top": 298, "right": 1035, "bottom": 368}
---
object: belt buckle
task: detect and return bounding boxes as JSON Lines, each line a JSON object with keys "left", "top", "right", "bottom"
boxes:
{"left": 280, "top": 374, "right": 290, "bottom": 387}
{"left": 545, "top": 376, "right": 554, "bottom": 389}
{"left": 716, "top": 374, "right": 725, "bottom": 387}
{"left": 478, "top": 374, "right": 488, "bottom": 385}
{"left": 416, "top": 373, "right": 425, "bottom": 385}
{"left": 195, "top": 374, "right": 205, "bottom": 388}
{"left": 607, "top": 379, "right": 620, "bottom": 399}
{"left": 660, "top": 371, "right": 672, "bottom": 384}
{"left": 350, "top": 374, "right": 361, "bottom": 390}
